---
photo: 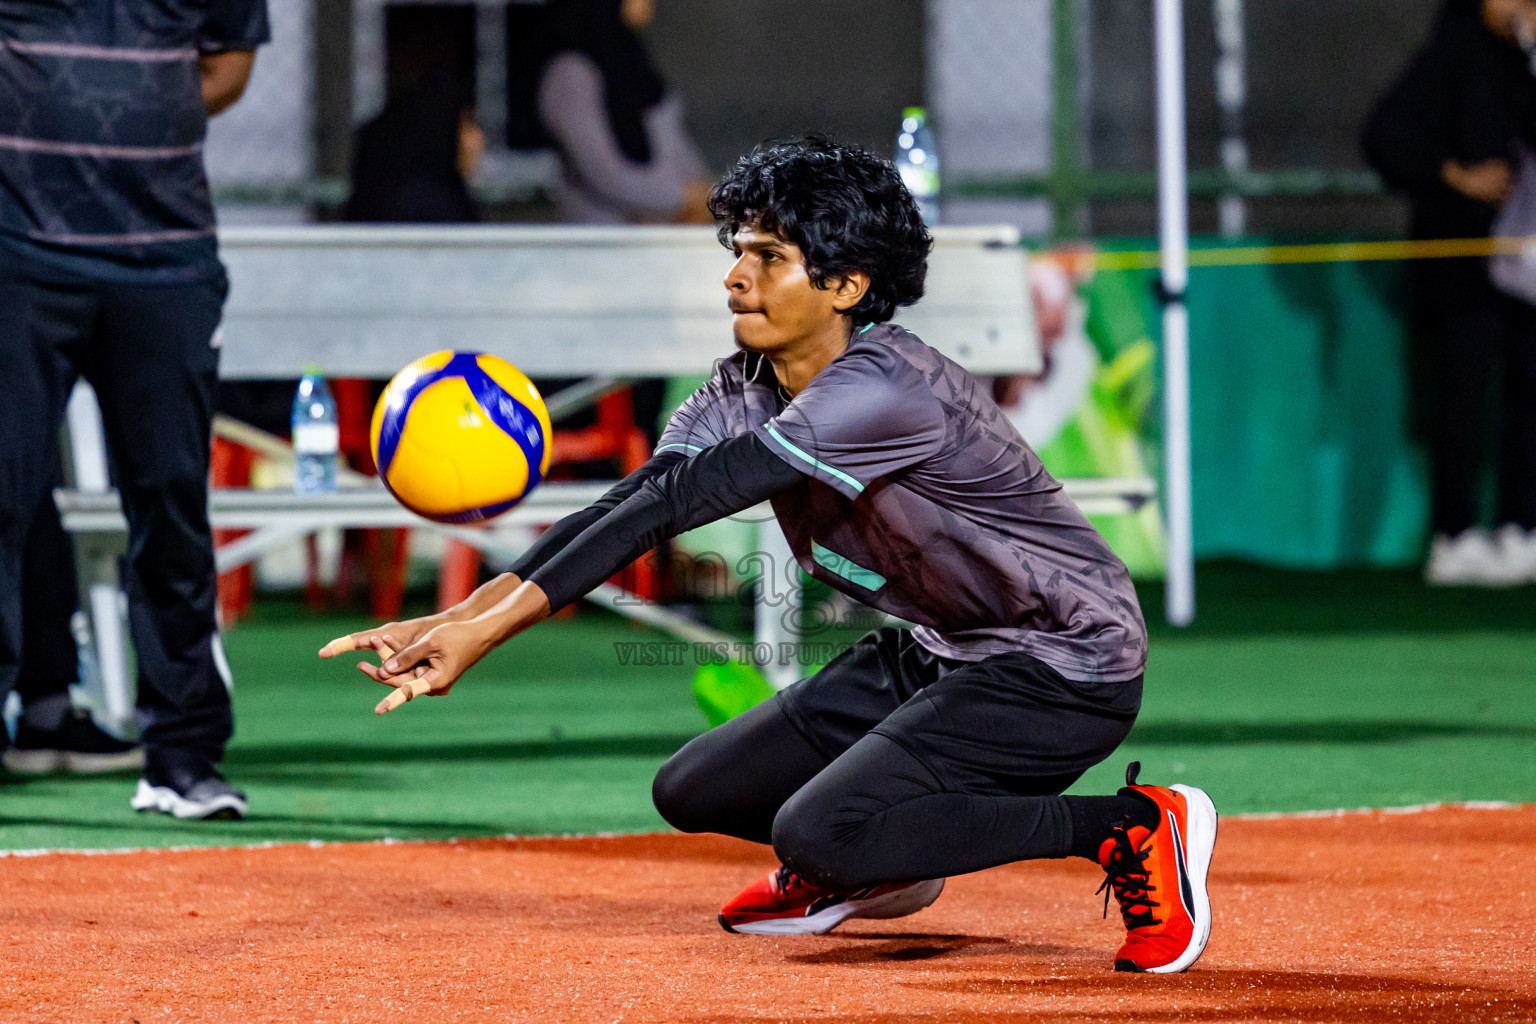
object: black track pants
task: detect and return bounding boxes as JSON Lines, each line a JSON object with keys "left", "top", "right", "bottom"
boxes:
{"left": 17, "top": 461, "right": 80, "bottom": 703}
{"left": 0, "top": 256, "right": 231, "bottom": 770}
{"left": 653, "top": 628, "right": 1140, "bottom": 892}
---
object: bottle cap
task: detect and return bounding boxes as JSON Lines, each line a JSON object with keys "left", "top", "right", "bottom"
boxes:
{"left": 902, "top": 106, "right": 927, "bottom": 121}
{"left": 302, "top": 363, "right": 323, "bottom": 377}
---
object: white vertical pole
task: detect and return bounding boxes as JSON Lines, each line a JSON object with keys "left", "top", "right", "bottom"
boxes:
{"left": 755, "top": 518, "right": 799, "bottom": 691}
{"left": 66, "top": 382, "right": 136, "bottom": 731}
{"left": 1155, "top": 0, "right": 1196, "bottom": 626}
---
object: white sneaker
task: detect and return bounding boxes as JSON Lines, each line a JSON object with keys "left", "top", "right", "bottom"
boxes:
{"left": 131, "top": 775, "right": 247, "bottom": 820}
{"left": 1425, "top": 529, "right": 1528, "bottom": 587}
{"left": 1493, "top": 524, "right": 1536, "bottom": 583}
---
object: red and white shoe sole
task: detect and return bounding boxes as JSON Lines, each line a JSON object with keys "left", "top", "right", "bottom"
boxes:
{"left": 722, "top": 877, "right": 946, "bottom": 936}
{"left": 1144, "top": 784, "right": 1218, "bottom": 974}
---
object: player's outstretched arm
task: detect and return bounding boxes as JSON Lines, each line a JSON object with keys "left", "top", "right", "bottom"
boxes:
{"left": 505, "top": 451, "right": 687, "bottom": 579}
{"left": 525, "top": 432, "right": 803, "bottom": 615}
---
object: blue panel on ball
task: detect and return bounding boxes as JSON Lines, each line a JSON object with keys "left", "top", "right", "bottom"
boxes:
{"left": 460, "top": 357, "right": 547, "bottom": 492}
{"left": 374, "top": 354, "right": 474, "bottom": 478}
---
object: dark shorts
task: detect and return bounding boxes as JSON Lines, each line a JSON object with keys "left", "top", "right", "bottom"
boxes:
{"left": 654, "top": 627, "right": 1142, "bottom": 888}
{"left": 778, "top": 626, "right": 1142, "bottom": 794}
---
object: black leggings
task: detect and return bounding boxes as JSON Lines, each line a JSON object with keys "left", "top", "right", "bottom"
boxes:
{"left": 653, "top": 628, "right": 1140, "bottom": 891}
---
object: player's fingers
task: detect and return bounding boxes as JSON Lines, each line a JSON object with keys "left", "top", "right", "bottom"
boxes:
{"left": 375, "top": 676, "right": 433, "bottom": 716}
{"left": 369, "top": 662, "right": 425, "bottom": 687}
{"left": 358, "top": 655, "right": 419, "bottom": 683}
{"left": 320, "top": 628, "right": 400, "bottom": 659}
{"left": 318, "top": 634, "right": 360, "bottom": 658}
{"left": 322, "top": 620, "right": 411, "bottom": 660}
{"left": 380, "top": 638, "right": 434, "bottom": 679}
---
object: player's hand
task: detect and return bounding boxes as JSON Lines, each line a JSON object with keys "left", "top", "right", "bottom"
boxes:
{"left": 1442, "top": 158, "right": 1513, "bottom": 206}
{"left": 361, "top": 619, "right": 497, "bottom": 715}
{"left": 317, "top": 614, "right": 448, "bottom": 662}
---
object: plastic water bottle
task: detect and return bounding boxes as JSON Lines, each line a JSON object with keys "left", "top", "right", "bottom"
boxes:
{"left": 895, "top": 106, "right": 941, "bottom": 226}
{"left": 292, "top": 365, "right": 339, "bottom": 494}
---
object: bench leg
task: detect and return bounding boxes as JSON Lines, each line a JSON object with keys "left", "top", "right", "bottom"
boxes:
{"left": 438, "top": 539, "right": 479, "bottom": 611}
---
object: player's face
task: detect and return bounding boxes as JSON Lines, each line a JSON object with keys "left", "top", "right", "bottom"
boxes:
{"left": 723, "top": 225, "right": 849, "bottom": 354}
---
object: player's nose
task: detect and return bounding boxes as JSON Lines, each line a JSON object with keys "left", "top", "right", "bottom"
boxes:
{"left": 723, "top": 254, "right": 751, "bottom": 292}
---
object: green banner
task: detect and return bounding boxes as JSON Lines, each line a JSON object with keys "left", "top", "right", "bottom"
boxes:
{"left": 1089, "top": 240, "right": 1426, "bottom": 570}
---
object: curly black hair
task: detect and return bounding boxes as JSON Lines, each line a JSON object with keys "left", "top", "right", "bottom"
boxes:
{"left": 707, "top": 135, "right": 932, "bottom": 325}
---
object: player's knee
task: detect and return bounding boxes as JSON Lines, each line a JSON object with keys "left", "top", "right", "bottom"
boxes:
{"left": 771, "top": 792, "right": 873, "bottom": 892}
{"left": 651, "top": 747, "right": 717, "bottom": 834}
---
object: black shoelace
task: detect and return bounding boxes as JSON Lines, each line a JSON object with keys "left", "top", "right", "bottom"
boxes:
{"left": 1095, "top": 824, "right": 1161, "bottom": 931}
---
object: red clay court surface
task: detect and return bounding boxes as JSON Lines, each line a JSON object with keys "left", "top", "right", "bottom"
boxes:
{"left": 4, "top": 805, "right": 1533, "bottom": 1023}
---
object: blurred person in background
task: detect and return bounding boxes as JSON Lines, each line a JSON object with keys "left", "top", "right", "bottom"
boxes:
{"left": 535, "top": 0, "right": 711, "bottom": 226}
{"left": 0, "top": 0, "right": 268, "bottom": 817}
{"left": 534, "top": 0, "right": 714, "bottom": 446}
{"left": 347, "top": 79, "right": 485, "bottom": 225}
{"left": 1364, "top": 0, "right": 1536, "bottom": 586}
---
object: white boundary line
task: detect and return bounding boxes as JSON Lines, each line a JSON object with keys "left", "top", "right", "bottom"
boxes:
{"left": 0, "top": 831, "right": 619, "bottom": 859}
{"left": 1, "top": 801, "right": 1526, "bottom": 859}
{"left": 1231, "top": 799, "right": 1521, "bottom": 821}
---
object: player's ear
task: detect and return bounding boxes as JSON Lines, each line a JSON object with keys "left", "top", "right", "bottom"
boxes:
{"left": 831, "top": 270, "right": 871, "bottom": 314}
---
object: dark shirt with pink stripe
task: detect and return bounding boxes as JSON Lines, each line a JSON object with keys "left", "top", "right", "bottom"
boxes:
{"left": 0, "top": 0, "right": 268, "bottom": 282}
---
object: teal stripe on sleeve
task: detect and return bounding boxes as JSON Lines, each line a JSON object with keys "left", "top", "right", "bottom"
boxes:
{"left": 811, "top": 540, "right": 887, "bottom": 591}
{"left": 654, "top": 442, "right": 705, "bottom": 455}
{"left": 763, "top": 423, "right": 864, "bottom": 494}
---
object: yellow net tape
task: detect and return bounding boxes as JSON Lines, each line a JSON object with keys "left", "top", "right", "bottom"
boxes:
{"left": 1094, "top": 235, "right": 1536, "bottom": 272}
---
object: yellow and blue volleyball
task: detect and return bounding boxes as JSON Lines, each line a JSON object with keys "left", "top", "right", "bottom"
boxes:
{"left": 370, "top": 351, "right": 553, "bottom": 524}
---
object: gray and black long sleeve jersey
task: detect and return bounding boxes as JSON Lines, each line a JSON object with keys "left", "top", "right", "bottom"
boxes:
{"left": 516, "top": 323, "right": 1147, "bottom": 685}
{"left": 510, "top": 433, "right": 802, "bottom": 613}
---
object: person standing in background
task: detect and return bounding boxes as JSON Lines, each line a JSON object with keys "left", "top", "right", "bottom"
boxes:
{"left": 0, "top": 0, "right": 269, "bottom": 817}
{"left": 1364, "top": 0, "right": 1536, "bottom": 586}
{"left": 535, "top": 0, "right": 712, "bottom": 226}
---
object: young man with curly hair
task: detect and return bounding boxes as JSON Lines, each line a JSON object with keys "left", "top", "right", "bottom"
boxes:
{"left": 321, "top": 136, "right": 1218, "bottom": 974}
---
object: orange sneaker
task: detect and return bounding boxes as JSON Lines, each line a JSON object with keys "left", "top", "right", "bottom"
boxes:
{"left": 718, "top": 864, "right": 945, "bottom": 935}
{"left": 1096, "top": 762, "right": 1218, "bottom": 973}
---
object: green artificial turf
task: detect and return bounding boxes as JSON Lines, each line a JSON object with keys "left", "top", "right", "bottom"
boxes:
{"left": 0, "top": 613, "right": 702, "bottom": 851}
{"left": 2, "top": 562, "right": 1533, "bottom": 851}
